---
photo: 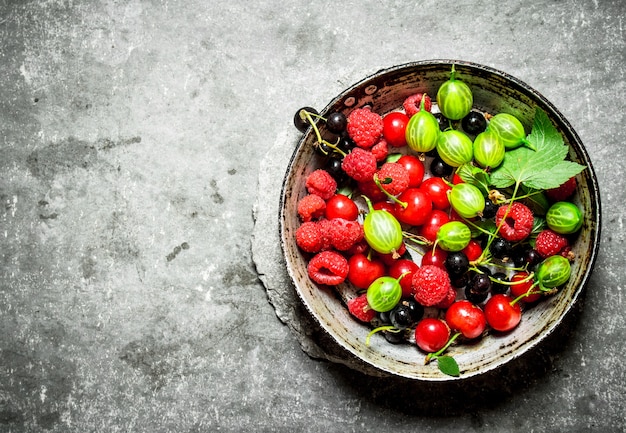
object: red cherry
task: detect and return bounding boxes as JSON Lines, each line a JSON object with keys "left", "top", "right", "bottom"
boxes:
{"left": 389, "top": 258, "right": 419, "bottom": 297}
{"left": 415, "top": 318, "right": 450, "bottom": 353}
{"left": 452, "top": 173, "right": 464, "bottom": 184}
{"left": 325, "top": 194, "right": 359, "bottom": 221}
{"left": 420, "top": 247, "right": 447, "bottom": 269}
{"left": 396, "top": 154, "right": 425, "bottom": 187}
{"left": 484, "top": 294, "right": 522, "bottom": 332}
{"left": 372, "top": 200, "right": 397, "bottom": 218}
{"left": 394, "top": 188, "right": 432, "bottom": 226}
{"left": 347, "top": 253, "right": 386, "bottom": 290}
{"left": 462, "top": 239, "right": 482, "bottom": 262}
{"left": 382, "top": 111, "right": 409, "bottom": 147}
{"left": 419, "top": 177, "right": 451, "bottom": 210}
{"left": 509, "top": 271, "right": 541, "bottom": 303}
{"left": 418, "top": 209, "right": 450, "bottom": 242}
{"left": 445, "top": 300, "right": 487, "bottom": 339}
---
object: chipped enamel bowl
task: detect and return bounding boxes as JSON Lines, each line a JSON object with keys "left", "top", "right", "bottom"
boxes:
{"left": 279, "top": 60, "right": 601, "bottom": 380}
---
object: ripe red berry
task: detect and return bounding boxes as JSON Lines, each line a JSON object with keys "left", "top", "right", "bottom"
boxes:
{"left": 421, "top": 247, "right": 447, "bottom": 269}
{"left": 327, "top": 218, "right": 364, "bottom": 251}
{"left": 347, "top": 253, "right": 386, "bottom": 289}
{"left": 382, "top": 111, "right": 409, "bottom": 147}
{"left": 420, "top": 177, "right": 451, "bottom": 210}
{"left": 295, "top": 221, "right": 325, "bottom": 253}
{"left": 388, "top": 258, "right": 419, "bottom": 297}
{"left": 394, "top": 188, "right": 433, "bottom": 226}
{"left": 342, "top": 148, "right": 377, "bottom": 182}
{"left": 305, "top": 169, "right": 337, "bottom": 200}
{"left": 546, "top": 176, "right": 577, "bottom": 202}
{"left": 297, "top": 194, "right": 326, "bottom": 222}
{"left": 484, "top": 294, "right": 521, "bottom": 332}
{"left": 307, "top": 250, "right": 349, "bottom": 286}
{"left": 495, "top": 202, "right": 534, "bottom": 242}
{"left": 347, "top": 294, "right": 377, "bottom": 323}
{"left": 535, "top": 229, "right": 570, "bottom": 258}
{"left": 396, "top": 154, "right": 425, "bottom": 187}
{"left": 415, "top": 318, "right": 450, "bottom": 353}
{"left": 412, "top": 265, "right": 451, "bottom": 307}
{"left": 445, "top": 300, "right": 487, "bottom": 339}
{"left": 325, "top": 194, "right": 359, "bottom": 221}
{"left": 347, "top": 107, "right": 384, "bottom": 149}
{"left": 403, "top": 93, "right": 432, "bottom": 117}
{"left": 376, "top": 162, "right": 410, "bottom": 196}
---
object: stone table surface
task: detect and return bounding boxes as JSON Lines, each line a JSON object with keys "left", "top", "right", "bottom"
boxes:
{"left": 1, "top": 1, "right": 625, "bottom": 432}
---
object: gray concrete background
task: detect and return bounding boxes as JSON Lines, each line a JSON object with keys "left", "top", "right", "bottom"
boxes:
{"left": 1, "top": 1, "right": 624, "bottom": 432}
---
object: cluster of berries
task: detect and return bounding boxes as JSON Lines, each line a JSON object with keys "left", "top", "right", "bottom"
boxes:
{"left": 292, "top": 88, "right": 582, "bottom": 376}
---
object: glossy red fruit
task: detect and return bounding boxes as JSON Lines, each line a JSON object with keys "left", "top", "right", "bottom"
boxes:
{"left": 396, "top": 154, "right": 425, "bottom": 187}
{"left": 509, "top": 271, "right": 541, "bottom": 303}
{"left": 325, "top": 194, "right": 359, "bottom": 221}
{"left": 419, "top": 209, "right": 450, "bottom": 242}
{"left": 394, "top": 188, "right": 432, "bottom": 226}
{"left": 415, "top": 318, "right": 450, "bottom": 353}
{"left": 484, "top": 294, "right": 521, "bottom": 332}
{"left": 420, "top": 247, "right": 447, "bottom": 269}
{"left": 382, "top": 111, "right": 410, "bottom": 147}
{"left": 445, "top": 300, "right": 487, "bottom": 339}
{"left": 452, "top": 173, "right": 464, "bottom": 185}
{"left": 462, "top": 239, "right": 482, "bottom": 262}
{"left": 389, "top": 258, "right": 419, "bottom": 297}
{"left": 347, "top": 253, "right": 386, "bottom": 290}
{"left": 419, "top": 177, "right": 451, "bottom": 210}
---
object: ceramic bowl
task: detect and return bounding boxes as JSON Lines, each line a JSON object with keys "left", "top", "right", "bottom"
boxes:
{"left": 279, "top": 60, "right": 601, "bottom": 380}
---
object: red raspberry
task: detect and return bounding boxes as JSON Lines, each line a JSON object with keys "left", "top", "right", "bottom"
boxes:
{"left": 295, "top": 221, "right": 324, "bottom": 253}
{"left": 297, "top": 194, "right": 326, "bottom": 222}
{"left": 341, "top": 148, "right": 377, "bottom": 182}
{"left": 403, "top": 93, "right": 432, "bottom": 117}
{"left": 376, "top": 162, "right": 410, "bottom": 196}
{"left": 535, "top": 229, "right": 570, "bottom": 258}
{"left": 316, "top": 219, "right": 335, "bottom": 251}
{"left": 495, "top": 202, "right": 534, "bottom": 242}
{"left": 412, "top": 265, "right": 451, "bottom": 307}
{"left": 371, "top": 139, "right": 389, "bottom": 162}
{"left": 434, "top": 287, "right": 457, "bottom": 309}
{"left": 347, "top": 107, "right": 383, "bottom": 149}
{"left": 305, "top": 169, "right": 337, "bottom": 200}
{"left": 347, "top": 294, "right": 376, "bottom": 323}
{"left": 327, "top": 218, "right": 364, "bottom": 251}
{"left": 307, "top": 250, "right": 349, "bottom": 286}
{"left": 546, "top": 176, "right": 577, "bottom": 202}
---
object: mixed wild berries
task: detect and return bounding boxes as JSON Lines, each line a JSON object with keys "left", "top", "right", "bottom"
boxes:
{"left": 291, "top": 65, "right": 586, "bottom": 377}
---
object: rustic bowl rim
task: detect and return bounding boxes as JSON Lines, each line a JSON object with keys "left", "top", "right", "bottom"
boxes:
{"left": 279, "top": 59, "right": 602, "bottom": 381}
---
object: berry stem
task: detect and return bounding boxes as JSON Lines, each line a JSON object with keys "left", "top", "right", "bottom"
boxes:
{"left": 425, "top": 331, "right": 461, "bottom": 364}
{"left": 365, "top": 325, "right": 400, "bottom": 347}
{"left": 373, "top": 174, "right": 408, "bottom": 208}
{"left": 299, "top": 109, "right": 347, "bottom": 157}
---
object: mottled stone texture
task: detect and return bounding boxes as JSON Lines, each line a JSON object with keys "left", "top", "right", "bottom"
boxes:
{"left": 0, "top": 1, "right": 624, "bottom": 432}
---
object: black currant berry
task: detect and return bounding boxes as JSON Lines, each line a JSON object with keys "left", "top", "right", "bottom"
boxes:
{"left": 465, "top": 286, "right": 488, "bottom": 304}
{"left": 470, "top": 273, "right": 492, "bottom": 294}
{"left": 489, "top": 238, "right": 512, "bottom": 259}
{"left": 491, "top": 272, "right": 509, "bottom": 294}
{"left": 430, "top": 156, "right": 453, "bottom": 177}
{"left": 461, "top": 111, "right": 487, "bottom": 135}
{"left": 482, "top": 199, "right": 498, "bottom": 219}
{"left": 445, "top": 251, "right": 470, "bottom": 276}
{"left": 390, "top": 304, "right": 414, "bottom": 329}
{"left": 326, "top": 112, "right": 347, "bottom": 134}
{"left": 294, "top": 107, "right": 318, "bottom": 133}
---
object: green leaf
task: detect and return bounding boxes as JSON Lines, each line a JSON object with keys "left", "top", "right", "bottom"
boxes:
{"left": 457, "top": 163, "right": 491, "bottom": 194}
{"left": 437, "top": 355, "right": 460, "bottom": 377}
{"left": 490, "top": 108, "right": 586, "bottom": 191}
